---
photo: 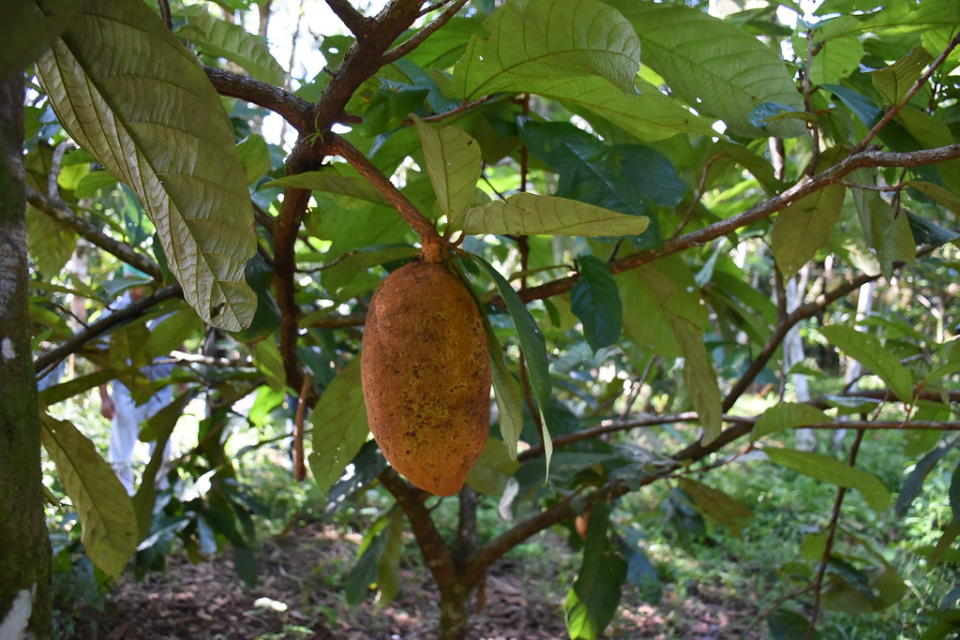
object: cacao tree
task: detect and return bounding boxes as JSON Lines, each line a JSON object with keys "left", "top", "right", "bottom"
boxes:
{"left": 4, "top": 0, "right": 960, "bottom": 638}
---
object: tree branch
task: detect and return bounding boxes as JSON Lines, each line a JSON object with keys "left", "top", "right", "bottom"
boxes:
{"left": 34, "top": 284, "right": 182, "bottom": 374}
{"left": 203, "top": 66, "right": 312, "bottom": 134}
{"left": 328, "top": 133, "right": 444, "bottom": 250}
{"left": 379, "top": 467, "right": 458, "bottom": 589}
{"left": 324, "top": 0, "right": 374, "bottom": 39}
{"left": 516, "top": 143, "right": 960, "bottom": 304}
{"left": 381, "top": 0, "right": 470, "bottom": 64}
{"left": 25, "top": 186, "right": 164, "bottom": 281}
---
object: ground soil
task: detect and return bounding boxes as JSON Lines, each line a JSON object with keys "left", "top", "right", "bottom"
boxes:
{"left": 63, "top": 522, "right": 762, "bottom": 639}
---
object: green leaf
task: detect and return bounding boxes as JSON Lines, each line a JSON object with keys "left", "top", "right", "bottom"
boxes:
{"left": 471, "top": 255, "right": 551, "bottom": 408}
{"left": 460, "top": 193, "right": 650, "bottom": 237}
{"left": 765, "top": 447, "right": 891, "bottom": 512}
{"left": 486, "top": 329, "right": 525, "bottom": 461}
{"left": 850, "top": 172, "right": 915, "bottom": 277}
{"left": 675, "top": 319, "right": 723, "bottom": 445}
{"left": 810, "top": 18, "right": 864, "bottom": 85}
{"left": 678, "top": 478, "right": 752, "bottom": 537}
{"left": 896, "top": 439, "right": 959, "bottom": 518}
{"left": 176, "top": 7, "right": 285, "bottom": 85}
{"left": 412, "top": 116, "right": 481, "bottom": 225}
{"left": 871, "top": 47, "right": 934, "bottom": 106}
{"left": 40, "top": 413, "right": 138, "bottom": 578}
{"left": 308, "top": 359, "right": 370, "bottom": 496}
{"left": 236, "top": 134, "right": 270, "bottom": 184}
{"left": 753, "top": 402, "right": 832, "bottom": 440}
{"left": 36, "top": 0, "right": 257, "bottom": 331}
{"left": 455, "top": 0, "right": 641, "bottom": 99}
{"left": 771, "top": 183, "right": 846, "bottom": 278}
{"left": 38, "top": 370, "right": 117, "bottom": 407}
{"left": 906, "top": 181, "right": 960, "bottom": 214}
{"left": 265, "top": 166, "right": 389, "bottom": 205}
{"left": 820, "top": 325, "right": 915, "bottom": 402}
{"left": 1, "top": 0, "right": 88, "bottom": 75}
{"left": 74, "top": 169, "right": 119, "bottom": 198}
{"left": 376, "top": 509, "right": 405, "bottom": 606}
{"left": 466, "top": 438, "right": 521, "bottom": 495}
{"left": 564, "top": 502, "right": 626, "bottom": 640}
{"left": 26, "top": 205, "right": 77, "bottom": 277}
{"left": 524, "top": 75, "right": 715, "bottom": 141}
{"left": 344, "top": 518, "right": 390, "bottom": 606}
{"left": 322, "top": 246, "right": 418, "bottom": 298}
{"left": 571, "top": 255, "right": 622, "bottom": 352}
{"left": 608, "top": 1, "right": 804, "bottom": 137}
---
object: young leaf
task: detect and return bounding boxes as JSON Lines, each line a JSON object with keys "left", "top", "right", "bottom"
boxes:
{"left": 765, "top": 447, "right": 891, "bottom": 512}
{"left": 459, "top": 193, "right": 650, "bottom": 237}
{"left": 820, "top": 325, "right": 915, "bottom": 402}
{"left": 455, "top": 0, "right": 641, "bottom": 99}
{"left": 571, "top": 254, "right": 622, "bottom": 352}
{"left": 564, "top": 502, "right": 626, "bottom": 640}
{"left": 608, "top": 1, "right": 804, "bottom": 137}
{"left": 308, "top": 358, "right": 370, "bottom": 496}
{"left": 36, "top": 0, "right": 257, "bottom": 331}
{"left": 412, "top": 116, "right": 481, "bottom": 225}
{"left": 771, "top": 183, "right": 845, "bottom": 278}
{"left": 177, "top": 6, "right": 285, "bottom": 85}
{"left": 753, "top": 402, "right": 833, "bottom": 441}
{"left": 40, "top": 413, "right": 138, "bottom": 578}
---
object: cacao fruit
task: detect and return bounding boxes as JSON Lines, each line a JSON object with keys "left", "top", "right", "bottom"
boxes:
{"left": 361, "top": 260, "right": 491, "bottom": 496}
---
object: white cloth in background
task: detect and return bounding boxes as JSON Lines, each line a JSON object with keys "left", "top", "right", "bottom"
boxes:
{"left": 105, "top": 291, "right": 176, "bottom": 495}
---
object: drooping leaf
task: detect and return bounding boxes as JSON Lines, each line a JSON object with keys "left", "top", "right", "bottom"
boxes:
{"left": 455, "top": 0, "right": 641, "bottom": 99}
{"left": 36, "top": 0, "right": 257, "bottom": 331}
{"left": 771, "top": 183, "right": 846, "bottom": 278}
{"left": 376, "top": 509, "right": 405, "bottom": 606}
{"left": 40, "top": 413, "right": 138, "bottom": 578}
{"left": 753, "top": 402, "right": 833, "bottom": 440}
{"left": 176, "top": 6, "right": 285, "bottom": 85}
{"left": 308, "top": 359, "right": 370, "bottom": 496}
{"left": 459, "top": 193, "right": 650, "bottom": 237}
{"left": 850, "top": 170, "right": 916, "bottom": 276}
{"left": 564, "top": 502, "right": 626, "bottom": 640}
{"left": 765, "top": 447, "right": 891, "bottom": 512}
{"left": 608, "top": 1, "right": 804, "bottom": 137}
{"left": 820, "top": 325, "right": 915, "bottom": 402}
{"left": 412, "top": 116, "right": 481, "bottom": 225}
{"left": 678, "top": 478, "right": 752, "bottom": 537}
{"left": 486, "top": 328, "right": 525, "bottom": 461}
{"left": 571, "top": 255, "right": 622, "bottom": 352}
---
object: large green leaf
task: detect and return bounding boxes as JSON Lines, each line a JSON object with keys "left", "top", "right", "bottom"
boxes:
{"left": 265, "top": 166, "right": 389, "bottom": 205}
{"left": 521, "top": 75, "right": 715, "bottom": 141}
{"left": 850, "top": 170, "right": 915, "bottom": 277}
{"left": 678, "top": 478, "right": 752, "bottom": 537}
{"left": 607, "top": 1, "right": 804, "bottom": 137}
{"left": 2, "top": 0, "right": 88, "bottom": 75}
{"left": 308, "top": 359, "right": 370, "bottom": 496}
{"left": 753, "top": 402, "right": 832, "bottom": 441}
{"left": 177, "top": 6, "right": 285, "bottom": 85}
{"left": 771, "top": 183, "right": 846, "bottom": 278}
{"left": 810, "top": 17, "right": 863, "bottom": 85}
{"left": 412, "top": 117, "right": 481, "bottom": 224}
{"left": 455, "top": 0, "right": 641, "bottom": 99}
{"left": 820, "top": 325, "right": 915, "bottom": 402}
{"left": 871, "top": 47, "right": 933, "bottom": 106}
{"left": 571, "top": 254, "right": 622, "bottom": 352}
{"left": 564, "top": 502, "right": 626, "bottom": 640}
{"left": 36, "top": 0, "right": 257, "bottom": 331}
{"left": 459, "top": 193, "right": 650, "bottom": 237}
{"left": 40, "top": 413, "right": 138, "bottom": 578}
{"left": 765, "top": 447, "right": 891, "bottom": 512}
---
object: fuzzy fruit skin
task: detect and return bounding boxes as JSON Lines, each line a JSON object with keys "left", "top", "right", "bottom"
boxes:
{"left": 361, "top": 261, "right": 491, "bottom": 496}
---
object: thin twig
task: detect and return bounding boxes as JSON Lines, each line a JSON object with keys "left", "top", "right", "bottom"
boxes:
{"left": 805, "top": 428, "right": 866, "bottom": 639}
{"left": 671, "top": 153, "right": 721, "bottom": 240}
{"left": 854, "top": 30, "right": 960, "bottom": 152}
{"left": 381, "top": 0, "right": 470, "bottom": 64}
{"left": 158, "top": 0, "right": 173, "bottom": 30}
{"left": 293, "top": 374, "right": 311, "bottom": 482}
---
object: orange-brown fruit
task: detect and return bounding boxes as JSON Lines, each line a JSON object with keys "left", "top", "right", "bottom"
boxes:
{"left": 361, "top": 260, "right": 491, "bottom": 496}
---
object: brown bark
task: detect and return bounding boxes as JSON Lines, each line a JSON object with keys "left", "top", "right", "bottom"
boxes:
{"left": 0, "top": 72, "right": 52, "bottom": 638}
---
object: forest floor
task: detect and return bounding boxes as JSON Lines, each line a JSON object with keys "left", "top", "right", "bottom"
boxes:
{"left": 65, "top": 521, "right": 762, "bottom": 639}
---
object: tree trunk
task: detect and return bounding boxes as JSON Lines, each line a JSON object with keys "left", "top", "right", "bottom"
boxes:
{"left": 0, "top": 73, "right": 52, "bottom": 638}
{"left": 438, "top": 583, "right": 470, "bottom": 640}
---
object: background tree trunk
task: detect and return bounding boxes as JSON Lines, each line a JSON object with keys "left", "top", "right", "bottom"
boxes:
{"left": 0, "top": 73, "right": 52, "bottom": 639}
